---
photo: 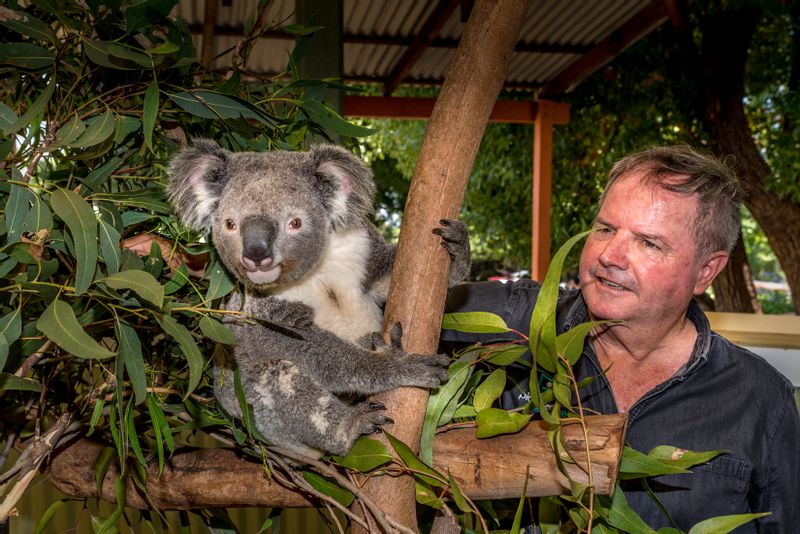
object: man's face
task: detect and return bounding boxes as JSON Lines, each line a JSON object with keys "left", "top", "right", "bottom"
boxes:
{"left": 579, "top": 171, "right": 716, "bottom": 325}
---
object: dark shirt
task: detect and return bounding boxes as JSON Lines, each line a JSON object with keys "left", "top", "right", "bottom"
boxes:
{"left": 442, "top": 280, "right": 800, "bottom": 532}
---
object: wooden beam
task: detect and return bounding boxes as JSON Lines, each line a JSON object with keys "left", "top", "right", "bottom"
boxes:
{"left": 382, "top": 0, "right": 461, "bottom": 96}
{"left": 344, "top": 95, "right": 569, "bottom": 125}
{"left": 707, "top": 312, "right": 800, "bottom": 349}
{"left": 532, "top": 100, "right": 558, "bottom": 282}
{"left": 47, "top": 414, "right": 627, "bottom": 509}
{"left": 539, "top": 0, "right": 669, "bottom": 97}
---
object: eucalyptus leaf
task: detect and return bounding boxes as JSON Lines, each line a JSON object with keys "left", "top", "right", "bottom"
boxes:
{"left": 0, "top": 43, "right": 53, "bottom": 70}
{"left": 4, "top": 183, "right": 34, "bottom": 244}
{"left": 485, "top": 343, "right": 527, "bottom": 365}
{"left": 81, "top": 156, "right": 122, "bottom": 190}
{"left": 199, "top": 316, "right": 235, "bottom": 345}
{"left": 99, "top": 270, "right": 164, "bottom": 308}
{"left": 50, "top": 115, "right": 86, "bottom": 148}
{"left": 143, "top": 79, "right": 159, "bottom": 150}
{"left": 441, "top": 311, "right": 509, "bottom": 334}
{"left": 36, "top": 299, "right": 116, "bottom": 359}
{"left": 474, "top": 408, "right": 531, "bottom": 439}
{"left": 302, "top": 471, "right": 354, "bottom": 507}
{"left": 154, "top": 313, "right": 205, "bottom": 396}
{"left": 68, "top": 111, "right": 116, "bottom": 148}
{"left": 0, "top": 11, "right": 57, "bottom": 44}
{"left": 447, "top": 470, "right": 472, "bottom": 513}
{"left": 115, "top": 320, "right": 147, "bottom": 405}
{"left": 607, "top": 485, "right": 657, "bottom": 533}
{"left": 50, "top": 187, "right": 97, "bottom": 295}
{"left": 0, "top": 372, "right": 42, "bottom": 392}
{"left": 0, "top": 336, "right": 8, "bottom": 371}
{"left": 204, "top": 260, "right": 235, "bottom": 302}
{"left": 334, "top": 437, "right": 392, "bottom": 471}
{"left": 300, "top": 99, "right": 375, "bottom": 138}
{"left": 687, "top": 513, "right": 770, "bottom": 534}
{"left": 32, "top": 499, "right": 66, "bottom": 534}
{"left": 414, "top": 481, "right": 444, "bottom": 510}
{"left": 384, "top": 431, "right": 445, "bottom": 487}
{"left": 0, "top": 307, "right": 22, "bottom": 345}
{"left": 98, "top": 219, "right": 121, "bottom": 275}
{"left": 2, "top": 77, "right": 54, "bottom": 136}
{"left": 472, "top": 368, "right": 506, "bottom": 412}
{"left": 647, "top": 446, "right": 726, "bottom": 471}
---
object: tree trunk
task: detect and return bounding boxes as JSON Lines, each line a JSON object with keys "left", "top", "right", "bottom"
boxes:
{"left": 693, "top": 7, "right": 800, "bottom": 313}
{"left": 711, "top": 233, "right": 760, "bottom": 313}
{"left": 48, "top": 415, "right": 627, "bottom": 509}
{"left": 355, "top": 1, "right": 531, "bottom": 531}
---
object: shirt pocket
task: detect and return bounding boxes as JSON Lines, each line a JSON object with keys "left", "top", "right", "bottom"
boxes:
{"left": 689, "top": 455, "right": 753, "bottom": 521}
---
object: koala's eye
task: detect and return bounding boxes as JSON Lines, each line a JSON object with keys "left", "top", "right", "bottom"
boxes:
{"left": 225, "top": 219, "right": 237, "bottom": 231}
{"left": 288, "top": 218, "right": 302, "bottom": 230}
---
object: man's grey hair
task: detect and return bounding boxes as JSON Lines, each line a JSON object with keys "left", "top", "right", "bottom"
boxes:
{"left": 599, "top": 145, "right": 742, "bottom": 259}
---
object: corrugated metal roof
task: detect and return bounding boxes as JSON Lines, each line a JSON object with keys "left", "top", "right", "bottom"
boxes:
{"left": 172, "top": 0, "right": 668, "bottom": 96}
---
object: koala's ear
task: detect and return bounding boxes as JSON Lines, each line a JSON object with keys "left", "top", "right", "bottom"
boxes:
{"left": 310, "top": 145, "right": 376, "bottom": 229}
{"left": 167, "top": 139, "right": 229, "bottom": 231}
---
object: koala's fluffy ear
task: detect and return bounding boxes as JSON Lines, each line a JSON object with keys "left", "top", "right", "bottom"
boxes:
{"left": 167, "top": 139, "right": 229, "bottom": 231}
{"left": 310, "top": 145, "right": 376, "bottom": 229}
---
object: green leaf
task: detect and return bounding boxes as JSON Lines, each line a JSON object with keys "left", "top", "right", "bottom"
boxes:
{"left": 94, "top": 446, "right": 116, "bottom": 499}
{"left": 619, "top": 447, "right": 692, "bottom": 479}
{"left": 115, "top": 320, "right": 147, "bottom": 405}
{"left": 143, "top": 79, "right": 159, "bottom": 151}
{"left": 154, "top": 313, "right": 205, "bottom": 396}
{"left": 92, "top": 189, "right": 170, "bottom": 213}
{"left": 4, "top": 182, "right": 34, "bottom": 243}
{"left": 441, "top": 311, "right": 509, "bottom": 333}
{"left": 98, "top": 219, "right": 121, "bottom": 275}
{"left": 530, "top": 230, "right": 590, "bottom": 372}
{"left": 0, "top": 308, "right": 22, "bottom": 346}
{"left": 472, "top": 368, "right": 506, "bottom": 411}
{"left": 199, "top": 316, "right": 235, "bottom": 345}
{"left": 99, "top": 270, "right": 164, "bottom": 308}
{"left": 334, "top": 437, "right": 392, "bottom": 471}
{"left": 302, "top": 471, "right": 354, "bottom": 507}
{"left": 300, "top": 99, "right": 375, "bottom": 138}
{"left": 204, "top": 260, "right": 235, "bottom": 302}
{"left": 420, "top": 355, "right": 474, "bottom": 464}
{"left": 126, "top": 400, "right": 147, "bottom": 468}
{"left": 0, "top": 373, "right": 42, "bottom": 392}
{"left": 2, "top": 77, "right": 54, "bottom": 136}
{"left": 82, "top": 39, "right": 152, "bottom": 69}
{"left": 21, "top": 191, "right": 53, "bottom": 237}
{"left": 50, "top": 187, "right": 98, "bottom": 295}
{"left": 148, "top": 41, "right": 180, "bottom": 55}
{"left": 36, "top": 299, "right": 116, "bottom": 359}
{"left": 447, "top": 470, "right": 472, "bottom": 513}
{"left": 687, "top": 513, "right": 770, "bottom": 534}
{"left": 415, "top": 481, "right": 443, "bottom": 509}
{"left": 0, "top": 42, "right": 53, "bottom": 69}
{"left": 0, "top": 11, "right": 57, "bottom": 44}
{"left": 606, "top": 486, "right": 657, "bottom": 533}
{"left": 647, "top": 446, "right": 726, "bottom": 471}
{"left": 168, "top": 91, "right": 269, "bottom": 122}
{"left": 33, "top": 499, "right": 66, "bottom": 534}
{"left": 0, "top": 336, "right": 8, "bottom": 372}
{"left": 556, "top": 320, "right": 615, "bottom": 365}
{"left": 485, "top": 343, "right": 527, "bottom": 365}
{"left": 384, "top": 431, "right": 445, "bottom": 487}
{"left": 81, "top": 157, "right": 123, "bottom": 190}
{"left": 511, "top": 465, "right": 531, "bottom": 534}
{"left": 68, "top": 110, "right": 116, "bottom": 148}
{"left": 50, "top": 115, "right": 86, "bottom": 148}
{"left": 474, "top": 408, "right": 531, "bottom": 438}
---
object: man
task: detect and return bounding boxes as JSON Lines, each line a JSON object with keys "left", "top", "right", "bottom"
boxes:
{"left": 442, "top": 146, "right": 800, "bottom": 531}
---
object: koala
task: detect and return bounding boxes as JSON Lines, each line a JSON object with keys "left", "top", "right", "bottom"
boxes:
{"left": 167, "top": 139, "right": 470, "bottom": 458}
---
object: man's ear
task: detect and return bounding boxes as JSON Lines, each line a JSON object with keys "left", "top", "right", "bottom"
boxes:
{"left": 693, "top": 251, "right": 729, "bottom": 295}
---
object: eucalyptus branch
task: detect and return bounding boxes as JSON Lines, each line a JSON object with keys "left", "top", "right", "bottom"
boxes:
{"left": 14, "top": 340, "right": 53, "bottom": 378}
{"left": 232, "top": 1, "right": 273, "bottom": 71}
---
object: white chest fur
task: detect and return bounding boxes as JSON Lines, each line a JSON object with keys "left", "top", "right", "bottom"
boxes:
{"left": 274, "top": 227, "right": 383, "bottom": 343}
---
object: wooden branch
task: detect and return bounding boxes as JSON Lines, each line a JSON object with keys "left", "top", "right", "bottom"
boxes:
{"left": 365, "top": 0, "right": 531, "bottom": 530}
{"left": 47, "top": 415, "right": 627, "bottom": 510}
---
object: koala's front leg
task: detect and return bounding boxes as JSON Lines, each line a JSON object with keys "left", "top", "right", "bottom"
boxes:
{"left": 433, "top": 219, "right": 471, "bottom": 285}
{"left": 299, "top": 326, "right": 450, "bottom": 395}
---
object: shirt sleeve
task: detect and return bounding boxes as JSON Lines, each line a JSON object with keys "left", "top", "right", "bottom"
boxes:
{"left": 754, "top": 385, "right": 800, "bottom": 532}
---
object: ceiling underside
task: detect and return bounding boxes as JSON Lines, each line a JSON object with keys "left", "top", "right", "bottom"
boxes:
{"left": 173, "top": 0, "right": 672, "bottom": 98}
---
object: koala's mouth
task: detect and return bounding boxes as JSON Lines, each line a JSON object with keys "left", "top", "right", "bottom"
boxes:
{"left": 243, "top": 265, "right": 282, "bottom": 286}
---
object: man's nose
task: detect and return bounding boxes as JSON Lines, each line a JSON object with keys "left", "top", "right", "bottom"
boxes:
{"left": 597, "top": 235, "right": 629, "bottom": 269}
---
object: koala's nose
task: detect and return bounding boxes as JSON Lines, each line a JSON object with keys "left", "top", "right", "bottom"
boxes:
{"left": 240, "top": 217, "right": 275, "bottom": 271}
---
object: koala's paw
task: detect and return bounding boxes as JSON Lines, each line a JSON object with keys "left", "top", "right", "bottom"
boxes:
{"left": 358, "top": 323, "right": 405, "bottom": 353}
{"left": 353, "top": 401, "right": 394, "bottom": 436}
{"left": 433, "top": 219, "right": 471, "bottom": 285}
{"left": 267, "top": 301, "right": 315, "bottom": 329}
{"left": 399, "top": 353, "right": 451, "bottom": 389}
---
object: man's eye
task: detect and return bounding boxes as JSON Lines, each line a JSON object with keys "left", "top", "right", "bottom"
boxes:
{"left": 642, "top": 239, "right": 659, "bottom": 250}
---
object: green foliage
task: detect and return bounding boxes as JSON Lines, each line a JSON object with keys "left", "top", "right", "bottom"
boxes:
{"left": 0, "top": 0, "right": 370, "bottom": 529}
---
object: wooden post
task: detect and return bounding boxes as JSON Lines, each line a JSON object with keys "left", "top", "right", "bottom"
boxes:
{"left": 359, "top": 1, "right": 531, "bottom": 531}
{"left": 532, "top": 99, "right": 554, "bottom": 282}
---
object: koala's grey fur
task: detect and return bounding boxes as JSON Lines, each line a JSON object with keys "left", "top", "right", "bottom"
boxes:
{"left": 167, "top": 139, "right": 470, "bottom": 458}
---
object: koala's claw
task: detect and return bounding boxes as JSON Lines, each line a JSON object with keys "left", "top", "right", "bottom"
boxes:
{"left": 369, "top": 401, "right": 386, "bottom": 411}
{"left": 434, "top": 219, "right": 471, "bottom": 285}
{"left": 355, "top": 407, "right": 394, "bottom": 436}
